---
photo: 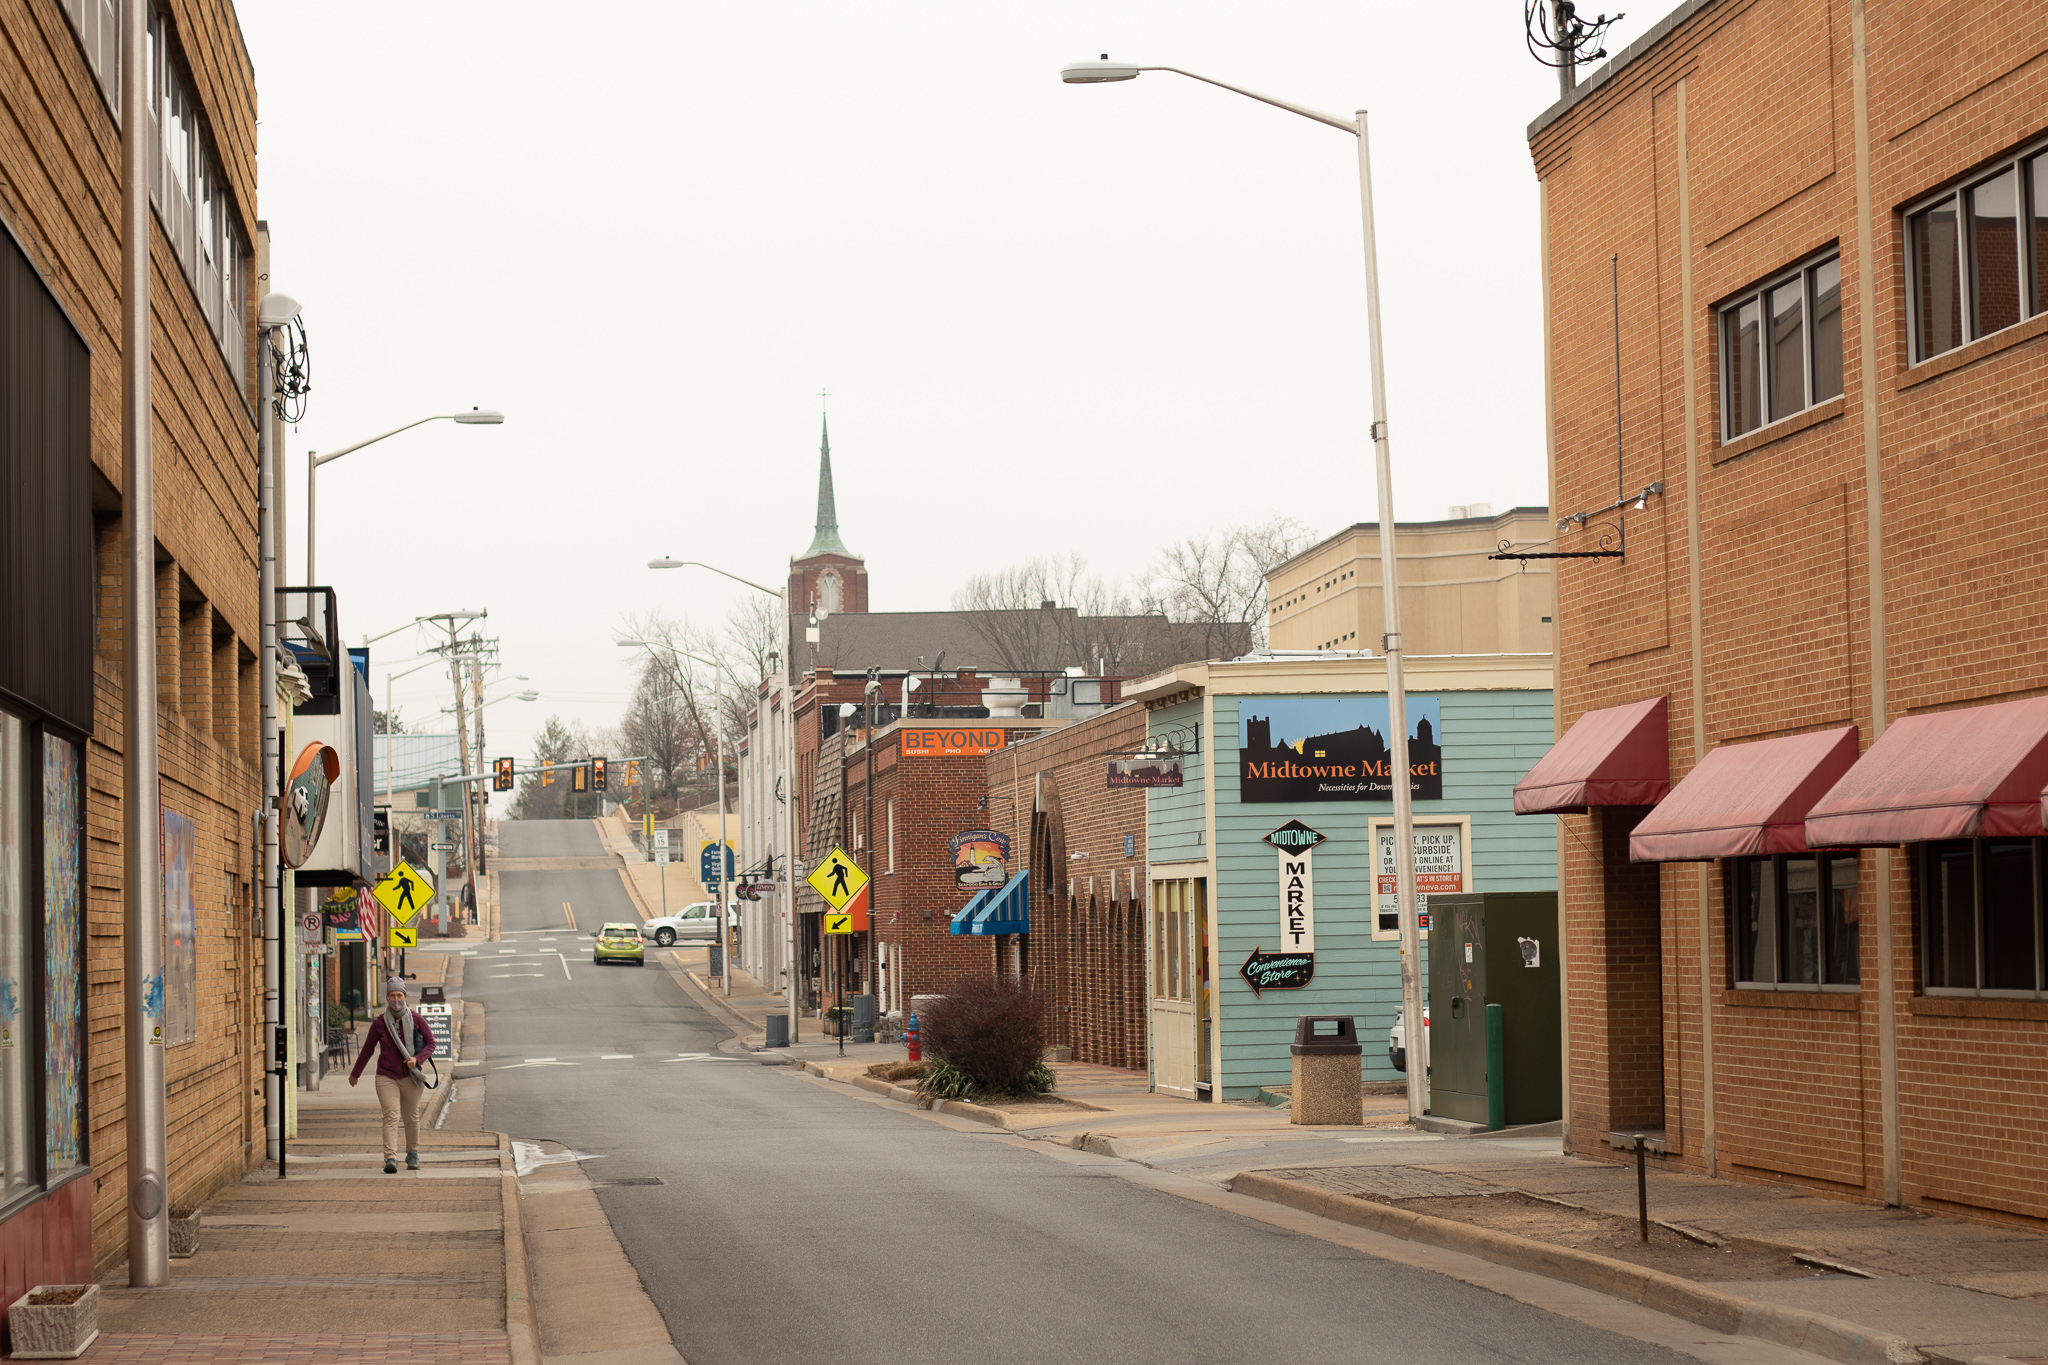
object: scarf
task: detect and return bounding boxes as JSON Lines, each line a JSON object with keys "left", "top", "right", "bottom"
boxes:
{"left": 385, "top": 1005, "right": 419, "bottom": 1064}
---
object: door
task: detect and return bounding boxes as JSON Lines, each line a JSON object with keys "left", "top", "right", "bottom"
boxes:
{"left": 1150, "top": 878, "right": 1198, "bottom": 1097}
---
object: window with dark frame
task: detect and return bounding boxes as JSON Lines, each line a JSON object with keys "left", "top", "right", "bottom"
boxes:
{"left": 1719, "top": 251, "right": 1843, "bottom": 442}
{"left": 1921, "top": 839, "right": 2047, "bottom": 995}
{"left": 1728, "top": 853, "right": 1861, "bottom": 989}
{"left": 1907, "top": 141, "right": 2048, "bottom": 363}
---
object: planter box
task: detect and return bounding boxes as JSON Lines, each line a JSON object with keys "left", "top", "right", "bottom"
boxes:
{"left": 7, "top": 1283, "right": 100, "bottom": 1360}
{"left": 169, "top": 1207, "right": 201, "bottom": 1258}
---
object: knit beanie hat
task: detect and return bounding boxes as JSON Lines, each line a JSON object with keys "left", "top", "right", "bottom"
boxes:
{"left": 385, "top": 977, "right": 408, "bottom": 999}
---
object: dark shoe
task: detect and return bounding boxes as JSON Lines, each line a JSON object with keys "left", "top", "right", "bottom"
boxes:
{"left": 384, "top": 1158, "right": 397, "bottom": 1174}
{"left": 406, "top": 1152, "right": 419, "bottom": 1170}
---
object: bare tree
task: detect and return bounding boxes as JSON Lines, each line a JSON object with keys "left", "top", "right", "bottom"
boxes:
{"left": 951, "top": 555, "right": 1146, "bottom": 674}
{"left": 1145, "top": 514, "right": 1317, "bottom": 653}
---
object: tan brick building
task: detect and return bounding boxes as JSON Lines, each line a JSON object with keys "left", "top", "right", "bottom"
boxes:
{"left": 0, "top": 0, "right": 265, "bottom": 1296}
{"left": 1266, "top": 507, "right": 1556, "bottom": 656}
{"left": 1520, "top": 0, "right": 2048, "bottom": 1220}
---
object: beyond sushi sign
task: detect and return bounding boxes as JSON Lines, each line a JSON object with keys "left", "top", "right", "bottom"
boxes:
{"left": 1237, "top": 695, "right": 1443, "bottom": 802}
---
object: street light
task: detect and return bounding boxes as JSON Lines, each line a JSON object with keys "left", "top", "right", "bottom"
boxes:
{"left": 620, "top": 637, "right": 733, "bottom": 995}
{"left": 647, "top": 558, "right": 803, "bottom": 1036}
{"left": 306, "top": 410, "right": 503, "bottom": 585}
{"left": 1063, "top": 56, "right": 1429, "bottom": 1123}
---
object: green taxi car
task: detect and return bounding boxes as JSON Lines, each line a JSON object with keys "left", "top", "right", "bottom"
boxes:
{"left": 592, "top": 922, "right": 646, "bottom": 966}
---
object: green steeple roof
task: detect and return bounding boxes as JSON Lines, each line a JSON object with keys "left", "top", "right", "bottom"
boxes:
{"left": 802, "top": 413, "right": 852, "bottom": 558}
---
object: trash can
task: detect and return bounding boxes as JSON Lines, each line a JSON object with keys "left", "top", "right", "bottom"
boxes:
{"left": 1290, "top": 1016, "right": 1364, "bottom": 1126}
{"left": 708, "top": 944, "right": 724, "bottom": 978}
{"left": 851, "top": 994, "right": 877, "bottom": 1044}
{"left": 764, "top": 1013, "right": 789, "bottom": 1049}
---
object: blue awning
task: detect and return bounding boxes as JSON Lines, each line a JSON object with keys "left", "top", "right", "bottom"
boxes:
{"left": 948, "top": 870, "right": 1030, "bottom": 936}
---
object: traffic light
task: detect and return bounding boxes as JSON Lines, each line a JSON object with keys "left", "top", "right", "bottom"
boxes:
{"left": 540, "top": 768, "right": 554, "bottom": 787}
{"left": 493, "top": 757, "right": 515, "bottom": 791}
{"left": 573, "top": 763, "right": 589, "bottom": 793}
{"left": 593, "top": 756, "right": 608, "bottom": 791}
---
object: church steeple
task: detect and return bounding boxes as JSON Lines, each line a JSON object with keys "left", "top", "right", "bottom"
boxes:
{"left": 802, "top": 413, "right": 852, "bottom": 558}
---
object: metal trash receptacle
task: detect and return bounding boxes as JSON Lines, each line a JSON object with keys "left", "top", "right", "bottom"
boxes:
{"left": 1290, "top": 1016, "right": 1364, "bottom": 1126}
{"left": 764, "top": 1013, "right": 789, "bottom": 1048}
{"left": 851, "top": 994, "right": 877, "bottom": 1044}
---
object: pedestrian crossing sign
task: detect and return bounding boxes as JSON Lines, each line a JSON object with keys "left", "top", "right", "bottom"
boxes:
{"left": 374, "top": 860, "right": 434, "bottom": 925}
{"left": 805, "top": 846, "right": 868, "bottom": 911}
{"left": 388, "top": 924, "right": 418, "bottom": 948}
{"left": 824, "top": 913, "right": 853, "bottom": 935}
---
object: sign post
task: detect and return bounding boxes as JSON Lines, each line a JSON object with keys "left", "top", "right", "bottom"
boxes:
{"left": 653, "top": 827, "right": 669, "bottom": 917}
{"left": 807, "top": 847, "right": 869, "bottom": 1057}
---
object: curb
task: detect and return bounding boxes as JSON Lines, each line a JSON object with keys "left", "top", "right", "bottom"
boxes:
{"left": 1228, "top": 1172, "right": 1923, "bottom": 1365}
{"left": 796, "top": 1062, "right": 1011, "bottom": 1128}
{"left": 681, "top": 967, "right": 770, "bottom": 1038}
{"left": 497, "top": 1131, "right": 540, "bottom": 1365}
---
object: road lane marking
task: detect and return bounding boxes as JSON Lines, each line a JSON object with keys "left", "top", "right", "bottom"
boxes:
{"left": 600, "top": 1054, "right": 634, "bottom": 1059}
{"left": 666, "top": 1053, "right": 743, "bottom": 1063}
{"left": 498, "top": 949, "right": 517, "bottom": 954}
{"left": 492, "top": 974, "right": 545, "bottom": 979}
{"left": 563, "top": 900, "right": 577, "bottom": 929}
{"left": 461, "top": 951, "right": 478, "bottom": 957}
{"left": 496, "top": 1059, "right": 578, "bottom": 1069}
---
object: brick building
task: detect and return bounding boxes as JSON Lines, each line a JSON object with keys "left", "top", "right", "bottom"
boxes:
{"left": 1519, "top": 0, "right": 2048, "bottom": 1218}
{"left": 0, "top": 0, "right": 267, "bottom": 1296}
{"left": 982, "top": 704, "right": 1151, "bottom": 1071}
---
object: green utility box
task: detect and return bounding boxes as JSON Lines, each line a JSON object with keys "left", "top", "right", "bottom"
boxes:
{"left": 1425, "top": 892, "right": 1561, "bottom": 1128}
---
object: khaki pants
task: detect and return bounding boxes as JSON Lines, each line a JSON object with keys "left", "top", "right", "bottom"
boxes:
{"left": 374, "top": 1074, "right": 426, "bottom": 1158}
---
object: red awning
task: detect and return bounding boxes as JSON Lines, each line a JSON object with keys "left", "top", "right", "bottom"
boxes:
{"left": 1513, "top": 697, "right": 1669, "bottom": 815}
{"left": 1805, "top": 697, "right": 2048, "bottom": 846}
{"left": 1628, "top": 726, "right": 1859, "bottom": 862}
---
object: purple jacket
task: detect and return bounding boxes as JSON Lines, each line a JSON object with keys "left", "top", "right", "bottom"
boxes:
{"left": 351, "top": 1009, "right": 437, "bottom": 1082}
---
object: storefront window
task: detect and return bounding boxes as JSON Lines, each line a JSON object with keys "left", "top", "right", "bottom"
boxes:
{"left": 0, "top": 715, "right": 29, "bottom": 1205}
{"left": 43, "top": 733, "right": 84, "bottom": 1179}
{"left": 1729, "top": 854, "right": 1860, "bottom": 989}
{"left": 1923, "top": 839, "right": 2045, "bottom": 995}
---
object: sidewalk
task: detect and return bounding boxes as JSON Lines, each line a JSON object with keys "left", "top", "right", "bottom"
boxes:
{"left": 93, "top": 964, "right": 528, "bottom": 1365}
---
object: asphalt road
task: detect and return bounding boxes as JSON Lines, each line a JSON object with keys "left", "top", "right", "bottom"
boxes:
{"left": 473, "top": 820, "right": 1696, "bottom": 1365}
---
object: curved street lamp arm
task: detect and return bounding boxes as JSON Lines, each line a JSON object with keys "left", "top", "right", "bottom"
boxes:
{"left": 311, "top": 414, "right": 460, "bottom": 469}
{"left": 649, "top": 559, "right": 782, "bottom": 599}
{"left": 1141, "top": 67, "right": 1357, "bottom": 134}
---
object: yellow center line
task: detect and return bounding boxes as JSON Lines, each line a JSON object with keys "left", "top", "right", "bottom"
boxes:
{"left": 563, "top": 901, "right": 577, "bottom": 930}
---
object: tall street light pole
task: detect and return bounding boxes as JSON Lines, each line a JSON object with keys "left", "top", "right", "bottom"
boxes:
{"left": 621, "top": 640, "right": 729, "bottom": 996}
{"left": 305, "top": 408, "right": 503, "bottom": 586}
{"left": 120, "top": 0, "right": 167, "bottom": 1281}
{"left": 648, "top": 560, "right": 798, "bottom": 1027}
{"left": 1061, "top": 57, "right": 1428, "bottom": 1123}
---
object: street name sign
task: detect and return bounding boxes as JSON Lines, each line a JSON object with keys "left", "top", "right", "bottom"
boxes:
{"left": 427, "top": 809, "right": 462, "bottom": 822}
{"left": 374, "top": 860, "right": 434, "bottom": 925}
{"left": 806, "top": 846, "right": 868, "bottom": 910}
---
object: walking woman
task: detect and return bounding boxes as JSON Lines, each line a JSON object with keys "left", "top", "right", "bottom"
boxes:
{"left": 349, "top": 977, "right": 438, "bottom": 1173}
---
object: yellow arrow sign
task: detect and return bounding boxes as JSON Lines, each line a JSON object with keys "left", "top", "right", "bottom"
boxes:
{"left": 806, "top": 846, "right": 869, "bottom": 911}
{"left": 388, "top": 924, "right": 418, "bottom": 948}
{"left": 373, "top": 860, "right": 434, "bottom": 925}
{"left": 824, "top": 913, "right": 853, "bottom": 935}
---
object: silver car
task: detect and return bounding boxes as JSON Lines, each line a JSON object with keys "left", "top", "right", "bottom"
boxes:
{"left": 640, "top": 901, "right": 735, "bottom": 947}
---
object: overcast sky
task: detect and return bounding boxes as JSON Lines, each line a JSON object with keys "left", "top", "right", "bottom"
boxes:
{"left": 238, "top": 1, "right": 1665, "bottom": 771}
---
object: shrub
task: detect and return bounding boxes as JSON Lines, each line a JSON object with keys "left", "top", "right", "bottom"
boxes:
{"left": 918, "top": 975, "right": 1053, "bottom": 1097}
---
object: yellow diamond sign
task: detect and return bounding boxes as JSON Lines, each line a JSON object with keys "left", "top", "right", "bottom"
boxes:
{"left": 806, "top": 846, "right": 868, "bottom": 911}
{"left": 373, "top": 860, "right": 434, "bottom": 925}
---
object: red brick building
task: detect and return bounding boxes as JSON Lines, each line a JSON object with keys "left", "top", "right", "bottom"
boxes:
{"left": 1522, "top": 0, "right": 2048, "bottom": 1220}
{"left": 983, "top": 705, "right": 1151, "bottom": 1071}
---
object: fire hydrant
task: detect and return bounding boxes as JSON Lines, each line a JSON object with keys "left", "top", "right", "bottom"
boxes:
{"left": 906, "top": 1013, "right": 921, "bottom": 1062}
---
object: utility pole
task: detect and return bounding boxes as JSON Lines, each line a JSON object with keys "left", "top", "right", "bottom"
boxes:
{"left": 469, "top": 654, "right": 489, "bottom": 883}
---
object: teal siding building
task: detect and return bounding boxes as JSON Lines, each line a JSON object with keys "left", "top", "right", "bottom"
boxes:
{"left": 1128, "top": 656, "right": 1554, "bottom": 1101}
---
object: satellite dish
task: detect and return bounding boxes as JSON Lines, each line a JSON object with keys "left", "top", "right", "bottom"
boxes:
{"left": 281, "top": 741, "right": 342, "bottom": 868}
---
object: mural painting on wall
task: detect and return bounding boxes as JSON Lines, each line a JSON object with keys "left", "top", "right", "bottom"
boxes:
{"left": 1107, "top": 755, "right": 1183, "bottom": 788}
{"left": 1238, "top": 695, "right": 1443, "bottom": 802}
{"left": 951, "top": 830, "right": 1010, "bottom": 888}
{"left": 161, "top": 807, "right": 199, "bottom": 1046}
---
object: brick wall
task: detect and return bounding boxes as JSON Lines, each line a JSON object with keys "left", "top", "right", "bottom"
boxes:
{"left": 982, "top": 705, "right": 1150, "bottom": 1071}
{"left": 0, "top": 0, "right": 266, "bottom": 1272}
{"left": 1532, "top": 0, "right": 2048, "bottom": 1215}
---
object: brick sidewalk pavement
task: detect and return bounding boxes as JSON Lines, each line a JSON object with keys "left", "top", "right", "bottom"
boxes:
{"left": 83, "top": 1331, "right": 509, "bottom": 1365}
